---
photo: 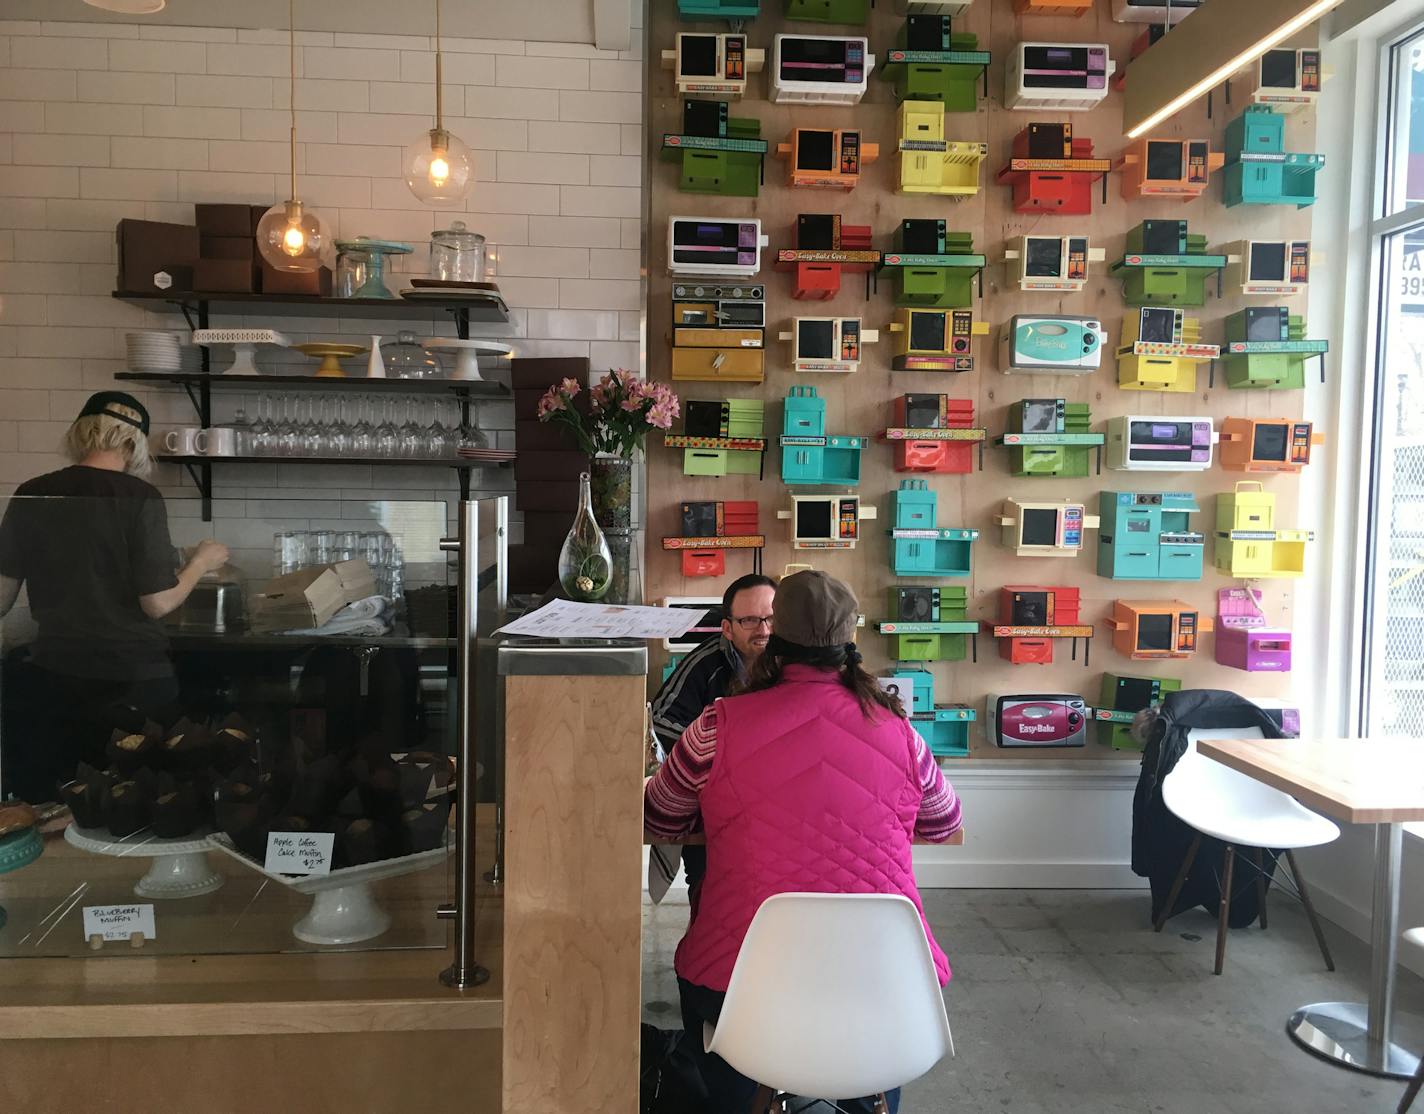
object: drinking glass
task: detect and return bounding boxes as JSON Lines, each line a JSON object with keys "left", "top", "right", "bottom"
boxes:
{"left": 335, "top": 530, "right": 359, "bottom": 562}
{"left": 274, "top": 530, "right": 308, "bottom": 575}
{"left": 312, "top": 529, "right": 335, "bottom": 566}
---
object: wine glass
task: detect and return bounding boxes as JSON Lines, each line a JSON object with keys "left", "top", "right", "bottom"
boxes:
{"left": 424, "top": 397, "right": 451, "bottom": 458}
{"left": 328, "top": 397, "right": 352, "bottom": 458}
{"left": 398, "top": 397, "right": 424, "bottom": 458}
{"left": 299, "top": 395, "right": 323, "bottom": 457}
{"left": 250, "top": 394, "right": 275, "bottom": 456}
{"left": 374, "top": 396, "right": 399, "bottom": 458}
{"left": 276, "top": 394, "right": 301, "bottom": 457}
{"left": 459, "top": 403, "right": 489, "bottom": 451}
{"left": 351, "top": 396, "right": 375, "bottom": 457}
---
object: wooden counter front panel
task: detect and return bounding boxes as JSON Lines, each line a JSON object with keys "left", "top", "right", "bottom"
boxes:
{"left": 502, "top": 673, "right": 646, "bottom": 1114}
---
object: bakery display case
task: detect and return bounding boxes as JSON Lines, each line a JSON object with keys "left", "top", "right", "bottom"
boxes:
{"left": 0, "top": 494, "right": 507, "bottom": 962}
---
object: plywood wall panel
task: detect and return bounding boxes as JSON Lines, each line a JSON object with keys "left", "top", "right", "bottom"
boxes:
{"left": 645, "top": 1, "right": 1318, "bottom": 759}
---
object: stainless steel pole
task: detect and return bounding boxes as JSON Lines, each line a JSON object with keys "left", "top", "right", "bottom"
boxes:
{"left": 1367, "top": 821, "right": 1404, "bottom": 1054}
{"left": 439, "top": 498, "right": 489, "bottom": 990}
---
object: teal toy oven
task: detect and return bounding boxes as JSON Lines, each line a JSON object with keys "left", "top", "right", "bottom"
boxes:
{"left": 1220, "top": 307, "right": 1328, "bottom": 390}
{"left": 889, "top": 479, "right": 976, "bottom": 576}
{"left": 1096, "top": 491, "right": 1204, "bottom": 581}
{"left": 780, "top": 386, "right": 863, "bottom": 486}
{"left": 1112, "top": 220, "right": 1225, "bottom": 307}
{"left": 786, "top": 0, "right": 870, "bottom": 22}
{"left": 888, "top": 668, "right": 974, "bottom": 757}
{"left": 1223, "top": 106, "right": 1323, "bottom": 209}
{"left": 882, "top": 17, "right": 990, "bottom": 112}
{"left": 679, "top": 0, "right": 760, "bottom": 16}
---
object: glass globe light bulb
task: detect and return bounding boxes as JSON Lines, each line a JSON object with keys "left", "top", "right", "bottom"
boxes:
{"left": 404, "top": 127, "right": 472, "bottom": 206}
{"left": 256, "top": 199, "right": 328, "bottom": 273}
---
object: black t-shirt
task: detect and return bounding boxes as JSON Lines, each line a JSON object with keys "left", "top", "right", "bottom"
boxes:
{"left": 0, "top": 466, "right": 179, "bottom": 681}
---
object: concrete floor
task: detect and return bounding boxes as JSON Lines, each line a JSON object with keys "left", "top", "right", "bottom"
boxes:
{"left": 642, "top": 888, "right": 1424, "bottom": 1113}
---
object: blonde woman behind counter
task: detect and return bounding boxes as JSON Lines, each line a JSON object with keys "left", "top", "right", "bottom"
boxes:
{"left": 0, "top": 392, "right": 228, "bottom": 803}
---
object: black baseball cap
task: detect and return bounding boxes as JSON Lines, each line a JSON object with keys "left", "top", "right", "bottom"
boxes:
{"left": 77, "top": 391, "right": 150, "bottom": 435}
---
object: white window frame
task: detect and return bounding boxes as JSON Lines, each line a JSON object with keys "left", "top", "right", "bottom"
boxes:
{"left": 1303, "top": 2, "right": 1424, "bottom": 738}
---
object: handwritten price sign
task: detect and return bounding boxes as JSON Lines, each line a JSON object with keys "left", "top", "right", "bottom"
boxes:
{"left": 264, "top": 831, "right": 335, "bottom": 877}
{"left": 82, "top": 903, "right": 156, "bottom": 942}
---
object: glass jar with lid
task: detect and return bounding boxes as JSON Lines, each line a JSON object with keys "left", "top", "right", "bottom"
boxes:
{"left": 429, "top": 220, "right": 486, "bottom": 283}
{"left": 385, "top": 330, "right": 441, "bottom": 379}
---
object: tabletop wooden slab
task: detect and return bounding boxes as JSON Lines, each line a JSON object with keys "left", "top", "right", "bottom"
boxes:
{"left": 1197, "top": 738, "right": 1424, "bottom": 825}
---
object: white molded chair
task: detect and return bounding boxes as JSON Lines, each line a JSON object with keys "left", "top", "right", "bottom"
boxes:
{"left": 1396, "top": 928, "right": 1424, "bottom": 1113}
{"left": 705, "top": 892, "right": 954, "bottom": 1113}
{"left": 1154, "top": 732, "right": 1340, "bottom": 975}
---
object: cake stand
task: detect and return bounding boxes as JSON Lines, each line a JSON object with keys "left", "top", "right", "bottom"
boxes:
{"left": 191, "top": 328, "right": 292, "bottom": 375}
{"left": 333, "top": 238, "right": 413, "bottom": 300}
{"left": 207, "top": 832, "right": 452, "bottom": 945}
{"left": 0, "top": 826, "right": 44, "bottom": 931}
{"left": 420, "top": 338, "right": 513, "bottom": 381}
{"left": 292, "top": 342, "right": 368, "bottom": 378}
{"left": 64, "top": 824, "right": 224, "bottom": 900}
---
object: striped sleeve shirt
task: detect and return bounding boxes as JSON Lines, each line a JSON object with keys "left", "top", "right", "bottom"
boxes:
{"left": 643, "top": 702, "right": 964, "bottom": 844}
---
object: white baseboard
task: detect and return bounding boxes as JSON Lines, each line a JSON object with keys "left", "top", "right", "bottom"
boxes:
{"left": 644, "top": 760, "right": 1147, "bottom": 893}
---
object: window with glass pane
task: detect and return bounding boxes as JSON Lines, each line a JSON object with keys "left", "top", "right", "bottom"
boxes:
{"left": 1383, "top": 28, "right": 1424, "bottom": 217}
{"left": 1363, "top": 230, "right": 1424, "bottom": 737}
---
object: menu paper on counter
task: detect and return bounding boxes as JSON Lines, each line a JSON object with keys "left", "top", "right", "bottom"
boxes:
{"left": 264, "top": 831, "right": 335, "bottom": 876}
{"left": 496, "top": 599, "right": 704, "bottom": 641}
{"left": 82, "top": 903, "right": 156, "bottom": 942}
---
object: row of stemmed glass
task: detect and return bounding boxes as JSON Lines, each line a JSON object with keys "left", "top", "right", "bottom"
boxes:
{"left": 242, "top": 394, "right": 488, "bottom": 459}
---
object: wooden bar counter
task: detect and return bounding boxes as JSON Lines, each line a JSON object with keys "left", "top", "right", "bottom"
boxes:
{"left": 0, "top": 638, "right": 650, "bottom": 1114}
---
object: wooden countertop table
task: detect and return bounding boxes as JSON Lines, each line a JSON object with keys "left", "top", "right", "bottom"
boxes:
{"left": 1198, "top": 737, "right": 1424, "bottom": 1079}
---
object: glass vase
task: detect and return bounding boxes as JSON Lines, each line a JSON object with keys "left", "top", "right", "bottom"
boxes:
{"left": 558, "top": 472, "right": 613, "bottom": 602}
{"left": 590, "top": 454, "right": 635, "bottom": 604}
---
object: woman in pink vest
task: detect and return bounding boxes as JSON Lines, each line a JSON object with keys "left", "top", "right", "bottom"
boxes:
{"left": 645, "top": 570, "right": 962, "bottom": 1114}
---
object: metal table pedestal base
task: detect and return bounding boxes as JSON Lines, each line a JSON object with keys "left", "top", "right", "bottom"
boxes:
{"left": 1288, "top": 1001, "right": 1421, "bottom": 1079}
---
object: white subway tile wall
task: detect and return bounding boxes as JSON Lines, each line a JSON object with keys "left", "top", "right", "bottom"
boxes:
{"left": 0, "top": 18, "right": 645, "bottom": 583}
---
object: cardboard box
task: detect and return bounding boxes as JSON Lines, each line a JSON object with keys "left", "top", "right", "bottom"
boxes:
{"left": 200, "top": 235, "right": 255, "bottom": 260}
{"left": 195, "top": 257, "right": 256, "bottom": 293}
{"left": 195, "top": 203, "right": 267, "bottom": 238}
{"left": 259, "top": 261, "right": 333, "bottom": 296}
{"left": 116, "top": 218, "right": 198, "bottom": 294}
{"left": 248, "top": 559, "right": 378, "bottom": 633}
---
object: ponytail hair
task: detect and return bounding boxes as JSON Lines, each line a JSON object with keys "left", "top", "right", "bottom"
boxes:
{"left": 735, "top": 634, "right": 905, "bottom": 719}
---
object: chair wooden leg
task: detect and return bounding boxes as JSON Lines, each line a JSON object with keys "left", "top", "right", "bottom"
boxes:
{"left": 1398, "top": 1059, "right": 1424, "bottom": 1113}
{"left": 1215, "top": 844, "right": 1236, "bottom": 975}
{"left": 1155, "top": 832, "right": 1202, "bottom": 932}
{"left": 749, "top": 1085, "right": 777, "bottom": 1114}
{"left": 1286, "top": 849, "right": 1336, "bottom": 973}
{"left": 1253, "top": 848, "right": 1268, "bottom": 930}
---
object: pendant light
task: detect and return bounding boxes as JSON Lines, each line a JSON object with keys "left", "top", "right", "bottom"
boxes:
{"left": 403, "top": 0, "right": 473, "bottom": 205}
{"left": 255, "top": 0, "right": 329, "bottom": 273}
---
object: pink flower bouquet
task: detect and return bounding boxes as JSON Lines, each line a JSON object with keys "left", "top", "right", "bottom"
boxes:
{"left": 536, "top": 369, "right": 680, "bottom": 458}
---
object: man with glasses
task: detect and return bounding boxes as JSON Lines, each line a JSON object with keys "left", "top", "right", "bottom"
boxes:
{"left": 649, "top": 573, "right": 777, "bottom": 906}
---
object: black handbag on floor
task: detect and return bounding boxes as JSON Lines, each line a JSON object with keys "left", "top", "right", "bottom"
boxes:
{"left": 641, "top": 1025, "right": 711, "bottom": 1114}
{"left": 1131, "top": 689, "right": 1296, "bottom": 927}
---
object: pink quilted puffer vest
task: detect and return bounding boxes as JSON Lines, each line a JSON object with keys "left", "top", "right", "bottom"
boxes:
{"left": 674, "top": 665, "right": 950, "bottom": 991}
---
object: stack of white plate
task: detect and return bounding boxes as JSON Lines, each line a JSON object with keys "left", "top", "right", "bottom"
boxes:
{"left": 126, "top": 330, "right": 182, "bottom": 373}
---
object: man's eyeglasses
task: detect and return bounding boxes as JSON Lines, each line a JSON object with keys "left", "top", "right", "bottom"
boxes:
{"left": 730, "top": 616, "right": 773, "bottom": 631}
